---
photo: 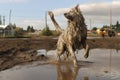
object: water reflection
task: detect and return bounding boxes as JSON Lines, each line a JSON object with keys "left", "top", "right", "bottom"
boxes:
{"left": 56, "top": 63, "right": 89, "bottom": 80}
{"left": 83, "top": 76, "right": 89, "bottom": 80}
{"left": 109, "top": 49, "right": 112, "bottom": 73}
{"left": 0, "top": 49, "right": 120, "bottom": 80}
{"left": 57, "top": 63, "right": 80, "bottom": 80}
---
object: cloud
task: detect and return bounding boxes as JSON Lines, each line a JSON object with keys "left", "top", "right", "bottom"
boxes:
{"left": 50, "top": 1, "right": 120, "bottom": 28}
{"left": 52, "top": 8, "right": 70, "bottom": 16}
{"left": 80, "top": 1, "right": 120, "bottom": 28}
{"left": 51, "top": 1, "right": 120, "bottom": 17}
{"left": 81, "top": 1, "right": 120, "bottom": 16}
{"left": 16, "top": 19, "right": 45, "bottom": 30}
{"left": 0, "top": 0, "right": 28, "bottom": 3}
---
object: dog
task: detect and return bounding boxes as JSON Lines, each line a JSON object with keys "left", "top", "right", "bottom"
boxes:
{"left": 48, "top": 5, "right": 89, "bottom": 67}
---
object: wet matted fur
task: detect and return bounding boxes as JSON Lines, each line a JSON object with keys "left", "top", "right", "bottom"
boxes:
{"left": 48, "top": 5, "right": 89, "bottom": 67}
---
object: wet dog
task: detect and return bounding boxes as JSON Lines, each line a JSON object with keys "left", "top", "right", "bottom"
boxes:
{"left": 48, "top": 5, "right": 89, "bottom": 67}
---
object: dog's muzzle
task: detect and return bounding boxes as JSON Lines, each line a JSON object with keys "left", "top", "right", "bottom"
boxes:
{"left": 64, "top": 13, "right": 73, "bottom": 20}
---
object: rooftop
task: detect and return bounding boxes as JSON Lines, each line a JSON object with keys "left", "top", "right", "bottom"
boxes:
{"left": 0, "top": 25, "right": 7, "bottom": 29}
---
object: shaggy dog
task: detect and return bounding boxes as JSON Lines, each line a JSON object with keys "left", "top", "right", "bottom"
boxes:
{"left": 48, "top": 5, "right": 89, "bottom": 67}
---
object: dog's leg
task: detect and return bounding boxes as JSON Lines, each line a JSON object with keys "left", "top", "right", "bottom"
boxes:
{"left": 57, "top": 40, "right": 65, "bottom": 61}
{"left": 82, "top": 41, "right": 90, "bottom": 58}
{"left": 76, "top": 49, "right": 78, "bottom": 54}
{"left": 57, "top": 49, "right": 62, "bottom": 61}
{"left": 84, "top": 44, "right": 90, "bottom": 58}
{"left": 63, "top": 51, "right": 70, "bottom": 61}
{"left": 68, "top": 45, "right": 78, "bottom": 67}
{"left": 57, "top": 55, "right": 61, "bottom": 61}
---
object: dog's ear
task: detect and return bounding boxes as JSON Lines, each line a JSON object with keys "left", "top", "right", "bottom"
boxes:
{"left": 75, "top": 4, "right": 80, "bottom": 12}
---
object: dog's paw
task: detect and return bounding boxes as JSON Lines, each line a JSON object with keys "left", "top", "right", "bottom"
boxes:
{"left": 84, "top": 55, "right": 88, "bottom": 59}
{"left": 84, "top": 53, "right": 89, "bottom": 59}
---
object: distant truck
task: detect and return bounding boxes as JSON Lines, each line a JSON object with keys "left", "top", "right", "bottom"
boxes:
{"left": 96, "top": 28, "right": 116, "bottom": 37}
{"left": 108, "top": 30, "right": 115, "bottom": 37}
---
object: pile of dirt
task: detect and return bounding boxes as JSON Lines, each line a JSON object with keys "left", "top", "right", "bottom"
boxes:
{"left": 88, "top": 37, "right": 120, "bottom": 50}
{"left": 0, "top": 37, "right": 120, "bottom": 71}
{"left": 0, "top": 47, "right": 47, "bottom": 71}
{"left": 0, "top": 38, "right": 56, "bottom": 71}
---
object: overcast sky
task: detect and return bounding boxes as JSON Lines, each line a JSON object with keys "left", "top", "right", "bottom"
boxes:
{"left": 0, "top": 0, "right": 120, "bottom": 30}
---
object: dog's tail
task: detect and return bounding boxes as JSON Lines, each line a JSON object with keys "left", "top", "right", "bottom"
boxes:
{"left": 48, "top": 11, "right": 63, "bottom": 33}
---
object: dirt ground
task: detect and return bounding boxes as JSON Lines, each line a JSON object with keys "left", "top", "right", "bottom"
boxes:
{"left": 0, "top": 36, "right": 120, "bottom": 71}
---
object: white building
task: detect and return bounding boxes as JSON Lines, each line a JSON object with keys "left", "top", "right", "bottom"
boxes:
{"left": 0, "top": 25, "right": 7, "bottom": 29}
{"left": 0, "top": 24, "right": 16, "bottom": 37}
{"left": 0, "top": 25, "right": 7, "bottom": 37}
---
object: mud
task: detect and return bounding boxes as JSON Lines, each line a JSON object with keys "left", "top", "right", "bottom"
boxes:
{"left": 0, "top": 37, "right": 120, "bottom": 71}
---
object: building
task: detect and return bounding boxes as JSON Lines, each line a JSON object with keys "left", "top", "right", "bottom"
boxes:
{"left": 0, "top": 25, "right": 7, "bottom": 37}
{"left": 0, "top": 24, "right": 16, "bottom": 37}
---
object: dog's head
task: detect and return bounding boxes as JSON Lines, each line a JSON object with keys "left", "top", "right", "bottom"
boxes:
{"left": 64, "top": 5, "right": 81, "bottom": 21}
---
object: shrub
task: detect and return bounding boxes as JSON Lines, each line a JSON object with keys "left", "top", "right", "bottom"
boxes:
{"left": 42, "top": 26, "right": 52, "bottom": 36}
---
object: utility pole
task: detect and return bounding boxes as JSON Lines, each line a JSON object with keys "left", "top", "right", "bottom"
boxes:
{"left": 3, "top": 16, "right": 5, "bottom": 25}
{"left": 9, "top": 9, "right": 11, "bottom": 24}
{"left": 9, "top": 9, "right": 14, "bottom": 36}
{"left": 110, "top": 7, "right": 112, "bottom": 29}
{"left": 109, "top": 6, "right": 112, "bottom": 72}
{"left": 0, "top": 15, "right": 2, "bottom": 25}
{"left": 45, "top": 11, "right": 47, "bottom": 28}
{"left": 90, "top": 19, "right": 92, "bottom": 30}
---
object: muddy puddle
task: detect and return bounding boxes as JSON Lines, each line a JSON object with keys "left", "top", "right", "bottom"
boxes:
{"left": 0, "top": 49, "right": 120, "bottom": 80}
